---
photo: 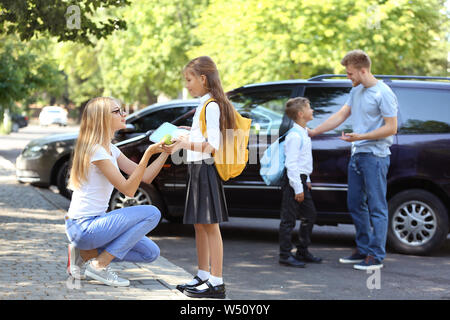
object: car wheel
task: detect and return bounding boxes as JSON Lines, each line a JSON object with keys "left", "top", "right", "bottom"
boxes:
{"left": 388, "top": 189, "right": 449, "bottom": 255}
{"left": 56, "top": 161, "right": 72, "bottom": 199}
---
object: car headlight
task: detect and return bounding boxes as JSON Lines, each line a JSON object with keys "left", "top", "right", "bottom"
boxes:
{"left": 22, "top": 144, "right": 49, "bottom": 158}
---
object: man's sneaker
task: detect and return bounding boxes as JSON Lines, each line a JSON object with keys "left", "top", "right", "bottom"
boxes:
{"left": 339, "top": 250, "right": 366, "bottom": 264}
{"left": 84, "top": 260, "right": 130, "bottom": 287}
{"left": 353, "top": 255, "right": 383, "bottom": 271}
{"left": 67, "top": 244, "right": 86, "bottom": 280}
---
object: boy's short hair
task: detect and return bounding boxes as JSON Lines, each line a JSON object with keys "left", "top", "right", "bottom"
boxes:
{"left": 285, "top": 97, "right": 310, "bottom": 121}
{"left": 341, "top": 50, "right": 371, "bottom": 70}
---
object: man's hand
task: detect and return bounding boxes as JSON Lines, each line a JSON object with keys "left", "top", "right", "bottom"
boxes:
{"left": 340, "top": 131, "right": 363, "bottom": 142}
{"left": 295, "top": 192, "right": 305, "bottom": 203}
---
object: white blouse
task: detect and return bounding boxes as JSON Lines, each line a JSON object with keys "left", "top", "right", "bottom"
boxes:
{"left": 187, "top": 93, "right": 221, "bottom": 162}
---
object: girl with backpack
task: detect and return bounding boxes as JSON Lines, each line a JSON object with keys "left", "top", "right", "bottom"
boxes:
{"left": 163, "top": 56, "right": 236, "bottom": 299}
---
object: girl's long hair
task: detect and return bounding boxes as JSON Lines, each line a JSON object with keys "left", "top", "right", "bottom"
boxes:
{"left": 68, "top": 97, "right": 119, "bottom": 190}
{"left": 184, "top": 56, "right": 235, "bottom": 132}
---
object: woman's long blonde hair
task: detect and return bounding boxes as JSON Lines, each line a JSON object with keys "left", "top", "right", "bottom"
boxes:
{"left": 68, "top": 97, "right": 119, "bottom": 190}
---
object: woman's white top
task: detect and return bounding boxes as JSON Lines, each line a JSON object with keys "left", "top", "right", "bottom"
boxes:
{"left": 67, "top": 143, "right": 121, "bottom": 219}
{"left": 284, "top": 123, "right": 313, "bottom": 195}
{"left": 187, "top": 93, "right": 221, "bottom": 162}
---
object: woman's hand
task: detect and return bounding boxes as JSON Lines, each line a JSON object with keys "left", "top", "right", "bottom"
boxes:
{"left": 146, "top": 141, "right": 165, "bottom": 155}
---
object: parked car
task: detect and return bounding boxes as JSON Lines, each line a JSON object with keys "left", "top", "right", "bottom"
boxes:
{"left": 11, "top": 113, "right": 28, "bottom": 132}
{"left": 39, "top": 106, "right": 68, "bottom": 126}
{"left": 16, "top": 100, "right": 198, "bottom": 198}
{"left": 16, "top": 75, "right": 450, "bottom": 255}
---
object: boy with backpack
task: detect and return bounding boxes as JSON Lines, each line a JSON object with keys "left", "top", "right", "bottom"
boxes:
{"left": 279, "top": 97, "right": 322, "bottom": 268}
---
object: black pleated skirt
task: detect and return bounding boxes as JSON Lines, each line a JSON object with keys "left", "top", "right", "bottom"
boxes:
{"left": 184, "top": 158, "right": 229, "bottom": 224}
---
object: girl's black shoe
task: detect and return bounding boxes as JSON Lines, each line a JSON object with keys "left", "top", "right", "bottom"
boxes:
{"left": 184, "top": 281, "right": 226, "bottom": 299}
{"left": 176, "top": 276, "right": 208, "bottom": 293}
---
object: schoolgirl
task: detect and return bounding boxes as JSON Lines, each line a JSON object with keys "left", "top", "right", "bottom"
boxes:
{"left": 164, "top": 56, "right": 234, "bottom": 299}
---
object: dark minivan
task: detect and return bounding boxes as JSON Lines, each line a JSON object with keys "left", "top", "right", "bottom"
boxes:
{"left": 115, "top": 75, "right": 450, "bottom": 256}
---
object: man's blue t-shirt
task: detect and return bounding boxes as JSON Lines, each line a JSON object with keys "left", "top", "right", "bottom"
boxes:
{"left": 345, "top": 81, "right": 398, "bottom": 157}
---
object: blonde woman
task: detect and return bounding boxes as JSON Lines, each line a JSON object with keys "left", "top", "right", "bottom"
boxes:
{"left": 65, "top": 97, "right": 167, "bottom": 287}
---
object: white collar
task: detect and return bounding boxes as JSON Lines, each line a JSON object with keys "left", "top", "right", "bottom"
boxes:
{"left": 292, "top": 122, "right": 307, "bottom": 131}
{"left": 199, "top": 93, "right": 212, "bottom": 105}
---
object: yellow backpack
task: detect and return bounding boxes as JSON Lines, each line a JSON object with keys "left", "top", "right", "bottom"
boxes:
{"left": 199, "top": 98, "right": 252, "bottom": 181}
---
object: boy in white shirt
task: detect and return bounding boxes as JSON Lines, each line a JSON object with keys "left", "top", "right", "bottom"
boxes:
{"left": 279, "top": 97, "right": 322, "bottom": 268}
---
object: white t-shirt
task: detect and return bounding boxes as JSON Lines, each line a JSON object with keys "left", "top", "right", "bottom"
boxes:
{"left": 187, "top": 93, "right": 221, "bottom": 162}
{"left": 67, "top": 143, "right": 121, "bottom": 219}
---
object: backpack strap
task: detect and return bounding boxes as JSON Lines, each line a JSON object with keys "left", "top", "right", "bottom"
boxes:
{"left": 199, "top": 98, "right": 217, "bottom": 138}
{"left": 283, "top": 126, "right": 304, "bottom": 149}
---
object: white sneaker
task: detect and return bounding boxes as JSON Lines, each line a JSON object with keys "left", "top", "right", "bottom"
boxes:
{"left": 67, "top": 244, "right": 86, "bottom": 280}
{"left": 84, "top": 260, "right": 130, "bottom": 287}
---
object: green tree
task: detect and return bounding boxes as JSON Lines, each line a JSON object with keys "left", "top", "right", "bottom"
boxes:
{"left": 191, "top": 0, "right": 449, "bottom": 90}
{"left": 98, "top": 0, "right": 206, "bottom": 105}
{"left": 0, "top": 35, "right": 65, "bottom": 131}
{"left": 0, "top": 0, "right": 129, "bottom": 45}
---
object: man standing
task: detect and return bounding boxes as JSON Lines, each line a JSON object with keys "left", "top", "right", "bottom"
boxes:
{"left": 309, "top": 50, "right": 398, "bottom": 270}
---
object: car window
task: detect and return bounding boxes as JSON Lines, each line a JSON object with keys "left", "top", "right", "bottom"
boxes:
{"left": 303, "top": 86, "right": 352, "bottom": 134}
{"left": 229, "top": 90, "right": 292, "bottom": 134}
{"left": 131, "top": 106, "right": 193, "bottom": 132}
{"left": 394, "top": 87, "right": 450, "bottom": 134}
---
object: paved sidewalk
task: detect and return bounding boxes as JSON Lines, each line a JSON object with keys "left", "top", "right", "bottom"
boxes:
{"left": 0, "top": 156, "right": 195, "bottom": 300}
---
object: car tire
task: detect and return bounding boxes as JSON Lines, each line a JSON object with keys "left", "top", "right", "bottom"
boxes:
{"left": 56, "top": 161, "right": 72, "bottom": 199}
{"left": 387, "top": 189, "right": 449, "bottom": 255}
{"left": 108, "top": 183, "right": 175, "bottom": 221}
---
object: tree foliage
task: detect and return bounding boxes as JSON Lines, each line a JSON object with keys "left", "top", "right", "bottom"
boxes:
{"left": 0, "top": 0, "right": 129, "bottom": 45}
{"left": 98, "top": 0, "right": 206, "bottom": 104}
{"left": 0, "top": 35, "right": 65, "bottom": 119}
{"left": 0, "top": 0, "right": 448, "bottom": 125}
{"left": 191, "top": 0, "right": 449, "bottom": 90}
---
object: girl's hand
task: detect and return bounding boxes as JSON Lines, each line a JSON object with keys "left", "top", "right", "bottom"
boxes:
{"left": 178, "top": 126, "right": 191, "bottom": 131}
{"left": 162, "top": 140, "right": 183, "bottom": 154}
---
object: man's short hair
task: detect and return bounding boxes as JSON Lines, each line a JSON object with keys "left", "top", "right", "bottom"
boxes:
{"left": 341, "top": 50, "right": 371, "bottom": 70}
{"left": 285, "top": 97, "right": 310, "bottom": 121}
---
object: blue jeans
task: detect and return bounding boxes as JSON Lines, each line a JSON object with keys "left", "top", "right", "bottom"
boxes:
{"left": 347, "top": 153, "right": 390, "bottom": 261}
{"left": 65, "top": 205, "right": 161, "bottom": 263}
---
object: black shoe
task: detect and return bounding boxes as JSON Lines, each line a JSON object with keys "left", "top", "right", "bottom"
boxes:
{"left": 279, "top": 255, "right": 306, "bottom": 268}
{"left": 296, "top": 250, "right": 323, "bottom": 263}
{"left": 184, "top": 281, "right": 226, "bottom": 299}
{"left": 176, "top": 276, "right": 208, "bottom": 293}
